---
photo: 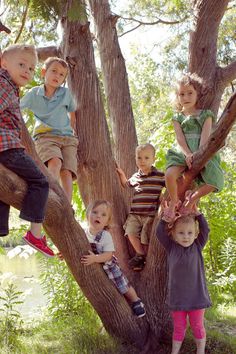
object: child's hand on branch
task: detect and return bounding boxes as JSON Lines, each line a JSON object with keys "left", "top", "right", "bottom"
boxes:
{"left": 185, "top": 153, "right": 193, "bottom": 169}
{"left": 116, "top": 166, "right": 127, "bottom": 186}
{"left": 81, "top": 250, "right": 97, "bottom": 265}
{"left": 116, "top": 166, "right": 124, "bottom": 176}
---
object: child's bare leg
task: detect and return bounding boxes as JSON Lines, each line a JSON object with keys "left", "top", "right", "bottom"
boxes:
{"left": 163, "top": 166, "right": 184, "bottom": 222}
{"left": 47, "top": 157, "right": 62, "bottom": 180}
{"left": 60, "top": 169, "right": 73, "bottom": 203}
{"left": 171, "top": 340, "right": 183, "bottom": 354}
{"left": 128, "top": 235, "right": 146, "bottom": 255}
{"left": 143, "top": 244, "right": 148, "bottom": 255}
{"left": 195, "top": 338, "right": 206, "bottom": 354}
{"left": 30, "top": 222, "right": 42, "bottom": 238}
{"left": 124, "top": 286, "right": 139, "bottom": 303}
{"left": 184, "top": 184, "right": 215, "bottom": 210}
{"left": 165, "top": 166, "right": 184, "bottom": 211}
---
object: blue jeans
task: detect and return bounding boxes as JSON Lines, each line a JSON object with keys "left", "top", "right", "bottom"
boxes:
{"left": 0, "top": 148, "right": 49, "bottom": 236}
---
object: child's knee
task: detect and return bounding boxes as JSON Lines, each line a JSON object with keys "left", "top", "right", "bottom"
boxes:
{"left": 173, "top": 324, "right": 187, "bottom": 342}
{"left": 191, "top": 323, "right": 206, "bottom": 339}
{"left": 172, "top": 313, "right": 187, "bottom": 341}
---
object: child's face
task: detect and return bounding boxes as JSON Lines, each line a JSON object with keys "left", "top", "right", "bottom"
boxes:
{"left": 1, "top": 52, "right": 36, "bottom": 87}
{"left": 88, "top": 204, "right": 111, "bottom": 233}
{"left": 42, "top": 61, "right": 68, "bottom": 88}
{"left": 177, "top": 84, "right": 198, "bottom": 112}
{"left": 135, "top": 148, "right": 155, "bottom": 174}
{"left": 172, "top": 219, "right": 197, "bottom": 247}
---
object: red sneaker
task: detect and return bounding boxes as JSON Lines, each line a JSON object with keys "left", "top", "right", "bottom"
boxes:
{"left": 23, "top": 231, "right": 54, "bottom": 258}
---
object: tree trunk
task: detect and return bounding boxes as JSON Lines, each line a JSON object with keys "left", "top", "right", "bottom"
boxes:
{"left": 1, "top": 93, "right": 236, "bottom": 350}
{"left": 88, "top": 0, "right": 138, "bottom": 179}
{"left": 188, "top": 0, "right": 235, "bottom": 113}
{"left": 2, "top": 0, "right": 236, "bottom": 351}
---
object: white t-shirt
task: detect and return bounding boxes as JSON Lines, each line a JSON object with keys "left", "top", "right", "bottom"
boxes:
{"left": 85, "top": 229, "right": 115, "bottom": 254}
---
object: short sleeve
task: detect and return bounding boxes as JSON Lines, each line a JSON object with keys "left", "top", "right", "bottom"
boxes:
{"left": 172, "top": 112, "right": 184, "bottom": 124}
{"left": 101, "top": 230, "right": 115, "bottom": 252}
{"left": 66, "top": 89, "right": 76, "bottom": 112}
{"left": 127, "top": 172, "right": 138, "bottom": 188}
{"left": 20, "top": 89, "right": 34, "bottom": 110}
{"left": 199, "top": 110, "right": 216, "bottom": 126}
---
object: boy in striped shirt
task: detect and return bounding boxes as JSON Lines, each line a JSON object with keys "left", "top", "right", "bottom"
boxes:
{"left": 117, "top": 143, "right": 165, "bottom": 270}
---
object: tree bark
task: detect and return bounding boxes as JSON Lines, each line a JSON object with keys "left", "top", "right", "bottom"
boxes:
{"left": 2, "top": 0, "right": 236, "bottom": 351}
{"left": 1, "top": 92, "right": 236, "bottom": 350}
{"left": 188, "top": 0, "right": 236, "bottom": 113}
{"left": 88, "top": 0, "right": 138, "bottom": 180}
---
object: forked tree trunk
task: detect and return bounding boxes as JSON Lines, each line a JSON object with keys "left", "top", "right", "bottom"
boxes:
{"left": 188, "top": 0, "right": 236, "bottom": 113}
{"left": 1, "top": 95, "right": 236, "bottom": 351}
{"left": 1, "top": 0, "right": 236, "bottom": 351}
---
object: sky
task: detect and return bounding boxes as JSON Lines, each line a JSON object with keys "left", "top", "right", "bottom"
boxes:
{"left": 110, "top": 1, "right": 172, "bottom": 65}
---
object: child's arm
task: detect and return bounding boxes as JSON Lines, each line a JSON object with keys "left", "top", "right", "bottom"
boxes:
{"left": 81, "top": 250, "right": 113, "bottom": 265}
{"left": 116, "top": 166, "right": 128, "bottom": 187}
{"left": 156, "top": 219, "right": 173, "bottom": 252}
{"left": 69, "top": 111, "right": 76, "bottom": 132}
{"left": 199, "top": 117, "right": 212, "bottom": 147}
{"left": 196, "top": 214, "right": 210, "bottom": 249}
{"left": 173, "top": 121, "right": 193, "bottom": 168}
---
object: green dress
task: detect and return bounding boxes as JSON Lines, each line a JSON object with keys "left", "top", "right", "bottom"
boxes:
{"left": 166, "top": 109, "right": 224, "bottom": 192}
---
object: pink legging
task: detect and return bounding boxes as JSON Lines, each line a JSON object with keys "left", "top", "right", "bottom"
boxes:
{"left": 171, "top": 309, "right": 206, "bottom": 341}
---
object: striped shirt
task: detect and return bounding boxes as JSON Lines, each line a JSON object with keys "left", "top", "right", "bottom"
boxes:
{"left": 127, "top": 166, "right": 165, "bottom": 216}
{"left": 0, "top": 69, "right": 24, "bottom": 152}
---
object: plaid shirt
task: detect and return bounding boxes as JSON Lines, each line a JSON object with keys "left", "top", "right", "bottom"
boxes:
{"left": 0, "top": 69, "right": 24, "bottom": 152}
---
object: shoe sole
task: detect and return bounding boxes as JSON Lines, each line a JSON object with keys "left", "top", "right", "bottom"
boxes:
{"left": 136, "top": 312, "right": 146, "bottom": 318}
{"left": 132, "top": 266, "right": 144, "bottom": 271}
{"left": 23, "top": 237, "right": 54, "bottom": 258}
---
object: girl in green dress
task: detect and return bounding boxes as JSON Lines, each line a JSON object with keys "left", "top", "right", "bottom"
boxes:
{"left": 163, "top": 73, "right": 224, "bottom": 223}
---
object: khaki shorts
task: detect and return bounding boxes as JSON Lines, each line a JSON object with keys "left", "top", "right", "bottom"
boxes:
{"left": 123, "top": 214, "right": 154, "bottom": 245}
{"left": 35, "top": 134, "right": 78, "bottom": 179}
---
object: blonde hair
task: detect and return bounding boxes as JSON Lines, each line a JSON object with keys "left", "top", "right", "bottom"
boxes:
{"left": 86, "top": 200, "right": 113, "bottom": 230}
{"left": 136, "top": 143, "right": 156, "bottom": 157}
{"left": 170, "top": 214, "right": 199, "bottom": 237}
{"left": 2, "top": 44, "right": 38, "bottom": 63}
{"left": 174, "top": 72, "right": 204, "bottom": 112}
{"left": 43, "top": 57, "right": 68, "bottom": 71}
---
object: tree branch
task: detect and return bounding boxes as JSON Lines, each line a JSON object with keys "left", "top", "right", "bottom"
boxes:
{"left": 0, "top": 20, "right": 11, "bottom": 33}
{"left": 14, "top": 1, "right": 29, "bottom": 43}
{"left": 115, "top": 13, "right": 187, "bottom": 26}
{"left": 114, "top": 11, "right": 188, "bottom": 37}
{"left": 178, "top": 91, "right": 236, "bottom": 197}
{"left": 220, "top": 60, "right": 236, "bottom": 85}
{"left": 0, "top": 127, "right": 147, "bottom": 349}
{"left": 36, "top": 46, "right": 61, "bottom": 61}
{"left": 119, "top": 23, "right": 142, "bottom": 37}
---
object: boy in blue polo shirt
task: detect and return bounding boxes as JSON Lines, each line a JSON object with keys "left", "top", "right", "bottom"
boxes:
{"left": 20, "top": 57, "right": 78, "bottom": 203}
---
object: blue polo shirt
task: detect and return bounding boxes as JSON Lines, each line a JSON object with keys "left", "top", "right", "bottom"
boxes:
{"left": 20, "top": 85, "right": 76, "bottom": 138}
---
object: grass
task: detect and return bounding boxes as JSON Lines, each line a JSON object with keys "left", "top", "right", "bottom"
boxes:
{"left": 0, "top": 308, "right": 235, "bottom": 354}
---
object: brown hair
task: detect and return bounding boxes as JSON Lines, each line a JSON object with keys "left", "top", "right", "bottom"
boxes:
{"left": 86, "top": 200, "right": 113, "bottom": 230}
{"left": 174, "top": 72, "right": 204, "bottom": 112}
{"left": 2, "top": 44, "right": 37, "bottom": 63}
{"left": 43, "top": 57, "right": 68, "bottom": 71}
{"left": 170, "top": 214, "right": 199, "bottom": 237}
{"left": 136, "top": 143, "right": 156, "bottom": 157}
